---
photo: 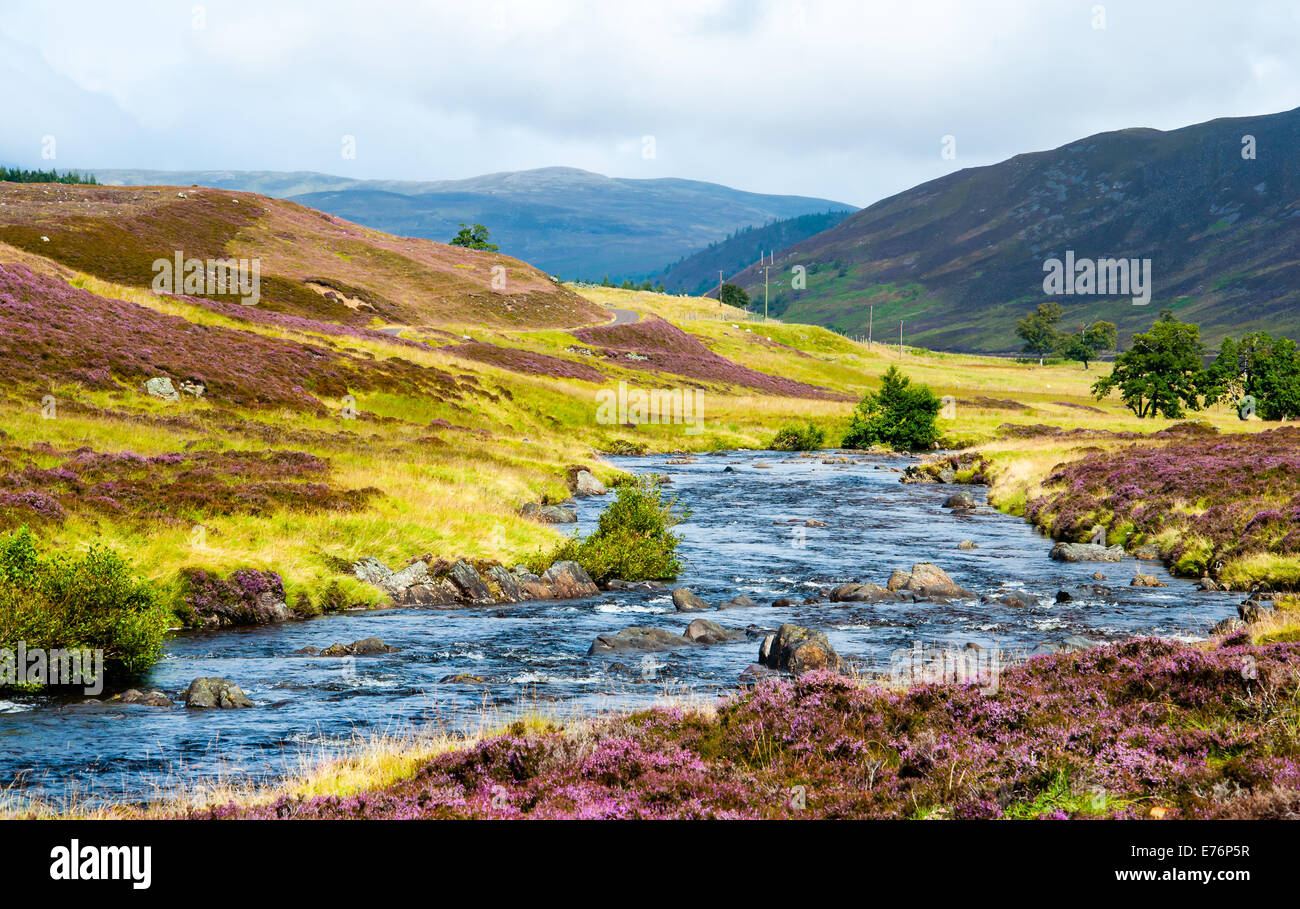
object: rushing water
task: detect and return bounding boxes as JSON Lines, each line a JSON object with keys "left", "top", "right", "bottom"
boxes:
{"left": 0, "top": 450, "right": 1241, "bottom": 803}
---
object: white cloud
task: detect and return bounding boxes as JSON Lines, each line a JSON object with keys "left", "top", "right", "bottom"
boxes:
{"left": 0, "top": 0, "right": 1296, "bottom": 206}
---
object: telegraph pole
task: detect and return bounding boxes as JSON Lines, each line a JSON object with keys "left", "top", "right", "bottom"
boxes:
{"left": 763, "top": 252, "right": 770, "bottom": 321}
{"left": 868, "top": 305, "right": 873, "bottom": 347}
{"left": 718, "top": 270, "right": 723, "bottom": 306}
{"left": 899, "top": 320, "right": 904, "bottom": 357}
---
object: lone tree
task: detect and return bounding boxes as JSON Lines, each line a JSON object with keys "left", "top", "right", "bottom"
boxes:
{"left": 841, "top": 365, "right": 942, "bottom": 451}
{"left": 1059, "top": 320, "right": 1118, "bottom": 369}
{"left": 1091, "top": 310, "right": 1207, "bottom": 418}
{"left": 1016, "top": 302, "right": 1064, "bottom": 365}
{"left": 449, "top": 223, "right": 498, "bottom": 251}
{"left": 718, "top": 282, "right": 750, "bottom": 309}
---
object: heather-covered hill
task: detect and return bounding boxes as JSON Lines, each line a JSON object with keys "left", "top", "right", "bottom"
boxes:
{"left": 0, "top": 182, "right": 605, "bottom": 331}
{"left": 733, "top": 106, "right": 1300, "bottom": 352}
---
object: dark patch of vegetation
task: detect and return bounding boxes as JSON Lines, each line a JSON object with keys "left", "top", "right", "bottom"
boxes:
{"left": 0, "top": 167, "right": 98, "bottom": 185}
{"left": 0, "top": 527, "right": 170, "bottom": 679}
{"left": 449, "top": 223, "right": 498, "bottom": 251}
{"left": 769, "top": 422, "right": 825, "bottom": 451}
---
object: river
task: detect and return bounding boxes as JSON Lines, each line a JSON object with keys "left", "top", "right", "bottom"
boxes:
{"left": 0, "top": 450, "right": 1240, "bottom": 805}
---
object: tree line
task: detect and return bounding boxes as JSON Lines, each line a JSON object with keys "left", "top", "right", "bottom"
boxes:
{"left": 0, "top": 167, "right": 99, "bottom": 185}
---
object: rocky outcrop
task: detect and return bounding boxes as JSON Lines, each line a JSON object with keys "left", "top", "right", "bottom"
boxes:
{"left": 520, "top": 502, "right": 577, "bottom": 524}
{"left": 683, "top": 619, "right": 746, "bottom": 645}
{"left": 672, "top": 588, "right": 709, "bottom": 612}
{"left": 542, "top": 561, "right": 599, "bottom": 598}
{"left": 1130, "top": 573, "right": 1167, "bottom": 588}
{"left": 761, "top": 623, "right": 841, "bottom": 675}
{"left": 184, "top": 677, "right": 253, "bottom": 709}
{"left": 589, "top": 626, "right": 694, "bottom": 655}
{"left": 1050, "top": 542, "right": 1125, "bottom": 562}
{"left": 943, "top": 492, "right": 975, "bottom": 509}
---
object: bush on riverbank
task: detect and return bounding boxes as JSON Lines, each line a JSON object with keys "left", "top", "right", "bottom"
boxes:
{"left": 842, "top": 366, "right": 941, "bottom": 451}
{"left": 200, "top": 637, "right": 1300, "bottom": 820}
{"left": 531, "top": 476, "right": 688, "bottom": 583}
{"left": 769, "top": 422, "right": 826, "bottom": 451}
{"left": 0, "top": 527, "right": 170, "bottom": 677}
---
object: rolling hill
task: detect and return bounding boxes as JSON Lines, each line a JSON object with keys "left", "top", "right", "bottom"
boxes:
{"left": 94, "top": 167, "right": 854, "bottom": 282}
{"left": 732, "top": 106, "right": 1300, "bottom": 352}
{"left": 651, "top": 209, "right": 854, "bottom": 295}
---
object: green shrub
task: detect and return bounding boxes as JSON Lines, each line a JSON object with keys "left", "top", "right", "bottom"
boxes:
{"left": 841, "top": 365, "right": 942, "bottom": 451}
{"left": 533, "top": 477, "right": 689, "bottom": 583}
{"left": 770, "top": 422, "right": 826, "bottom": 451}
{"left": 0, "top": 527, "right": 170, "bottom": 678}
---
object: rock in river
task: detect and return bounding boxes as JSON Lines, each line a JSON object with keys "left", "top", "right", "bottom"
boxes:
{"left": 683, "top": 619, "right": 746, "bottom": 645}
{"left": 589, "top": 626, "right": 693, "bottom": 655}
{"left": 184, "top": 677, "right": 253, "bottom": 709}
{"left": 112, "top": 689, "right": 173, "bottom": 707}
{"left": 1050, "top": 542, "right": 1125, "bottom": 562}
{"left": 572, "top": 469, "right": 608, "bottom": 497}
{"left": 885, "top": 562, "right": 974, "bottom": 600}
{"left": 672, "top": 587, "right": 709, "bottom": 612}
{"left": 541, "top": 561, "right": 598, "bottom": 598}
{"left": 761, "top": 623, "right": 841, "bottom": 675}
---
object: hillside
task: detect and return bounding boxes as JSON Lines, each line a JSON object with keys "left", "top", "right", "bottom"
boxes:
{"left": 732, "top": 106, "right": 1300, "bottom": 352}
{"left": 95, "top": 167, "right": 855, "bottom": 282}
{"left": 651, "top": 209, "right": 854, "bottom": 295}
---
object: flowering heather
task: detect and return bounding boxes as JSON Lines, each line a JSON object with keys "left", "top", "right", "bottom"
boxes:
{"left": 0, "top": 446, "right": 377, "bottom": 530}
{"left": 442, "top": 340, "right": 605, "bottom": 382}
{"left": 574, "top": 316, "right": 849, "bottom": 400}
{"left": 1026, "top": 427, "right": 1300, "bottom": 578}
{"left": 194, "top": 638, "right": 1300, "bottom": 820}
{"left": 179, "top": 567, "right": 290, "bottom": 626}
{"left": 0, "top": 264, "right": 460, "bottom": 409}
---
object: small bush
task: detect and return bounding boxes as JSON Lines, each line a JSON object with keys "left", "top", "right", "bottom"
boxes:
{"left": 770, "top": 422, "right": 825, "bottom": 451}
{"left": 535, "top": 477, "right": 689, "bottom": 583}
{"left": 0, "top": 527, "right": 170, "bottom": 678}
{"left": 841, "top": 366, "right": 942, "bottom": 451}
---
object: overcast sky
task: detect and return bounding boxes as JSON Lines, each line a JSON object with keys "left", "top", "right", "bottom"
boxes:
{"left": 2, "top": 0, "right": 1297, "bottom": 207}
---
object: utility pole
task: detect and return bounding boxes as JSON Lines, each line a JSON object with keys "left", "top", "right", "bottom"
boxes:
{"left": 899, "top": 320, "right": 904, "bottom": 358}
{"left": 868, "top": 305, "right": 873, "bottom": 347}
{"left": 718, "top": 270, "right": 723, "bottom": 306}
{"left": 763, "top": 252, "right": 770, "bottom": 322}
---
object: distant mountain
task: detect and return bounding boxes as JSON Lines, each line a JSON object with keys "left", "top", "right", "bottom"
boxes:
{"left": 732, "top": 106, "right": 1300, "bottom": 352}
{"left": 96, "top": 166, "right": 854, "bottom": 281}
{"left": 650, "top": 209, "right": 854, "bottom": 295}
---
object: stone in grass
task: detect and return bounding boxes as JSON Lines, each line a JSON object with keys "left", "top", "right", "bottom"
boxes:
{"left": 572, "top": 470, "right": 608, "bottom": 497}
{"left": 144, "top": 376, "right": 179, "bottom": 401}
{"left": 184, "top": 677, "right": 253, "bottom": 709}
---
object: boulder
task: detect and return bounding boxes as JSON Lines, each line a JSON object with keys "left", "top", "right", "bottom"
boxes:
{"left": 184, "top": 677, "right": 253, "bottom": 709}
{"left": 738, "top": 664, "right": 778, "bottom": 686}
{"left": 520, "top": 502, "right": 577, "bottom": 524}
{"left": 1197, "top": 577, "right": 1223, "bottom": 592}
{"left": 572, "top": 470, "right": 608, "bottom": 497}
{"left": 758, "top": 633, "right": 776, "bottom": 665}
{"left": 887, "top": 563, "right": 975, "bottom": 600}
{"left": 322, "top": 637, "right": 398, "bottom": 656}
{"left": 957, "top": 540, "right": 978, "bottom": 551}
{"left": 144, "top": 376, "right": 179, "bottom": 401}
{"left": 1061, "top": 635, "right": 1100, "bottom": 652}
{"left": 1055, "top": 590, "right": 1073, "bottom": 603}
{"left": 1050, "top": 542, "right": 1125, "bottom": 562}
{"left": 386, "top": 559, "right": 431, "bottom": 592}
{"left": 942, "top": 492, "right": 975, "bottom": 508}
{"left": 513, "top": 566, "right": 553, "bottom": 600}
{"left": 113, "top": 689, "right": 173, "bottom": 707}
{"left": 1133, "top": 544, "right": 1161, "bottom": 561}
{"left": 1131, "top": 573, "right": 1167, "bottom": 588}
{"left": 717, "top": 593, "right": 757, "bottom": 610}
{"left": 607, "top": 579, "right": 664, "bottom": 591}
{"left": 351, "top": 556, "right": 393, "bottom": 587}
{"left": 1211, "top": 617, "right": 1246, "bottom": 636}
{"left": 541, "top": 561, "right": 599, "bottom": 599}
{"left": 829, "top": 582, "right": 896, "bottom": 603}
{"left": 771, "top": 597, "right": 798, "bottom": 608}
{"left": 682, "top": 619, "right": 746, "bottom": 645}
{"left": 395, "top": 579, "right": 461, "bottom": 607}
{"left": 672, "top": 587, "right": 709, "bottom": 612}
{"left": 983, "top": 589, "right": 1039, "bottom": 608}
{"left": 762, "top": 623, "right": 841, "bottom": 675}
{"left": 440, "top": 673, "right": 486, "bottom": 684}
{"left": 588, "top": 626, "right": 693, "bottom": 655}
{"left": 448, "top": 559, "right": 493, "bottom": 601}
{"left": 1239, "top": 600, "right": 1275, "bottom": 624}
